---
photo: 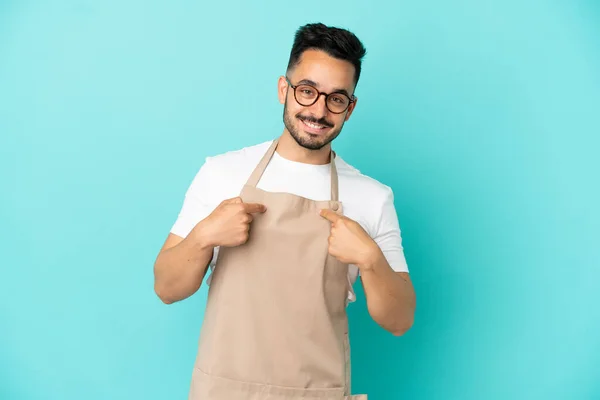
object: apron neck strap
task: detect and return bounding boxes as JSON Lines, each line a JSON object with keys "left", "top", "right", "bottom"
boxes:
{"left": 246, "top": 138, "right": 340, "bottom": 202}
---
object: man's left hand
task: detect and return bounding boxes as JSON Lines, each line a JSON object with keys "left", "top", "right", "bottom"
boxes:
{"left": 320, "top": 208, "right": 380, "bottom": 268}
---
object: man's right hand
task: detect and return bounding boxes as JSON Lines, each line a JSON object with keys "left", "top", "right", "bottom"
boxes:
{"left": 194, "top": 197, "right": 267, "bottom": 248}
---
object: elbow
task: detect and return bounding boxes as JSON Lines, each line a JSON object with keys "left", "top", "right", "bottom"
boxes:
{"left": 371, "top": 311, "right": 414, "bottom": 336}
{"left": 369, "top": 302, "right": 415, "bottom": 336}
{"left": 154, "top": 282, "right": 176, "bottom": 305}
{"left": 154, "top": 278, "right": 198, "bottom": 305}
{"left": 391, "top": 318, "right": 414, "bottom": 336}
{"left": 389, "top": 310, "right": 415, "bottom": 336}
{"left": 391, "top": 299, "right": 416, "bottom": 336}
{"left": 391, "top": 321, "right": 413, "bottom": 336}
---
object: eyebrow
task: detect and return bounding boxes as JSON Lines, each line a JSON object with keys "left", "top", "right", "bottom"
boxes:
{"left": 297, "top": 79, "right": 352, "bottom": 98}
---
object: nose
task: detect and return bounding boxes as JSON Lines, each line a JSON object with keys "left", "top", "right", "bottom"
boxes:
{"left": 309, "top": 93, "right": 329, "bottom": 117}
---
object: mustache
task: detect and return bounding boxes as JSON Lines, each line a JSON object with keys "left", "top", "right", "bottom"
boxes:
{"left": 297, "top": 114, "right": 333, "bottom": 128}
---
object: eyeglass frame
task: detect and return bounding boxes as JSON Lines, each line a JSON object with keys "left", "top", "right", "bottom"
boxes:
{"left": 284, "top": 76, "right": 356, "bottom": 114}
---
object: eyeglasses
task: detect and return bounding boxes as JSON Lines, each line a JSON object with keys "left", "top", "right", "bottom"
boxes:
{"left": 285, "top": 77, "right": 355, "bottom": 114}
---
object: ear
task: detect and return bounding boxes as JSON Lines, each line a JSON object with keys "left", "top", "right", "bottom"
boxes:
{"left": 344, "top": 97, "right": 358, "bottom": 121}
{"left": 277, "top": 76, "right": 288, "bottom": 104}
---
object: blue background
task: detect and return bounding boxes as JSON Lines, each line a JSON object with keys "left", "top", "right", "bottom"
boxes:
{"left": 1, "top": 1, "right": 599, "bottom": 399}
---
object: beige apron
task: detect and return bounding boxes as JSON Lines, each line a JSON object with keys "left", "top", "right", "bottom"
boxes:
{"left": 188, "top": 138, "right": 367, "bottom": 400}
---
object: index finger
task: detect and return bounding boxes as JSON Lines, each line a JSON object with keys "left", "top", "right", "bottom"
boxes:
{"left": 320, "top": 208, "right": 341, "bottom": 223}
{"left": 242, "top": 203, "right": 267, "bottom": 214}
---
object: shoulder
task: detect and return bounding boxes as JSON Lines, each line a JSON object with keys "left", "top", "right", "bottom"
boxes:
{"left": 202, "top": 140, "right": 273, "bottom": 173}
{"left": 335, "top": 155, "right": 394, "bottom": 203}
{"left": 334, "top": 155, "right": 409, "bottom": 274}
{"left": 185, "top": 140, "right": 272, "bottom": 200}
{"left": 333, "top": 154, "right": 398, "bottom": 238}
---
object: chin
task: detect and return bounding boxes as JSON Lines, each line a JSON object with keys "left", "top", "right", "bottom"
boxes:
{"left": 296, "top": 134, "right": 331, "bottom": 150}
{"left": 302, "top": 130, "right": 327, "bottom": 140}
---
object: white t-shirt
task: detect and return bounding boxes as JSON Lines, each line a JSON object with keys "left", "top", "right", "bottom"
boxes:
{"left": 170, "top": 140, "right": 409, "bottom": 302}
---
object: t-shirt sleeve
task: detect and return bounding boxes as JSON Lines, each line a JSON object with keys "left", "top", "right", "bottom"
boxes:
{"left": 170, "top": 157, "right": 217, "bottom": 240}
{"left": 373, "top": 187, "right": 409, "bottom": 273}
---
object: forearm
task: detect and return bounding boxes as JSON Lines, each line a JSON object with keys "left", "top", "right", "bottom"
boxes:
{"left": 154, "top": 227, "right": 214, "bottom": 304}
{"left": 358, "top": 249, "right": 416, "bottom": 336}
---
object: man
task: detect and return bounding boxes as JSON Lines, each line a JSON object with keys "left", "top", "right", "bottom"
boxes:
{"left": 154, "top": 22, "right": 416, "bottom": 400}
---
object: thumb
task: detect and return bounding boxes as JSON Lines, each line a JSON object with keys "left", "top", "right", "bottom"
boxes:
{"left": 243, "top": 203, "right": 267, "bottom": 214}
{"left": 320, "top": 208, "right": 341, "bottom": 223}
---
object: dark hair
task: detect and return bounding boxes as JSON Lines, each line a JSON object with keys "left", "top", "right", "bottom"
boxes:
{"left": 286, "top": 23, "right": 367, "bottom": 86}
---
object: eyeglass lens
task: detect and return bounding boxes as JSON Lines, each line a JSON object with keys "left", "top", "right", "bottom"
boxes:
{"left": 294, "top": 85, "right": 350, "bottom": 113}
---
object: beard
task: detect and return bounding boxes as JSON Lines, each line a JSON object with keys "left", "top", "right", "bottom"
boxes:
{"left": 283, "top": 96, "right": 344, "bottom": 151}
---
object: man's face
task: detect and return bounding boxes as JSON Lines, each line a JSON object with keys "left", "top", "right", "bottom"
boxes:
{"left": 278, "top": 49, "right": 358, "bottom": 151}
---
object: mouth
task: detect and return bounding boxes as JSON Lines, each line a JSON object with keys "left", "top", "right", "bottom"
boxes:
{"left": 299, "top": 118, "right": 332, "bottom": 135}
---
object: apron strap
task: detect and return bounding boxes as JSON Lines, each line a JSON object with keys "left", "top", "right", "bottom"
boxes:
{"left": 330, "top": 150, "right": 339, "bottom": 203}
{"left": 245, "top": 138, "right": 340, "bottom": 202}
{"left": 245, "top": 139, "right": 279, "bottom": 189}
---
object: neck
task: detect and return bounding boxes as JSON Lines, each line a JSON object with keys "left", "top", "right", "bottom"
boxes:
{"left": 276, "top": 130, "right": 332, "bottom": 165}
